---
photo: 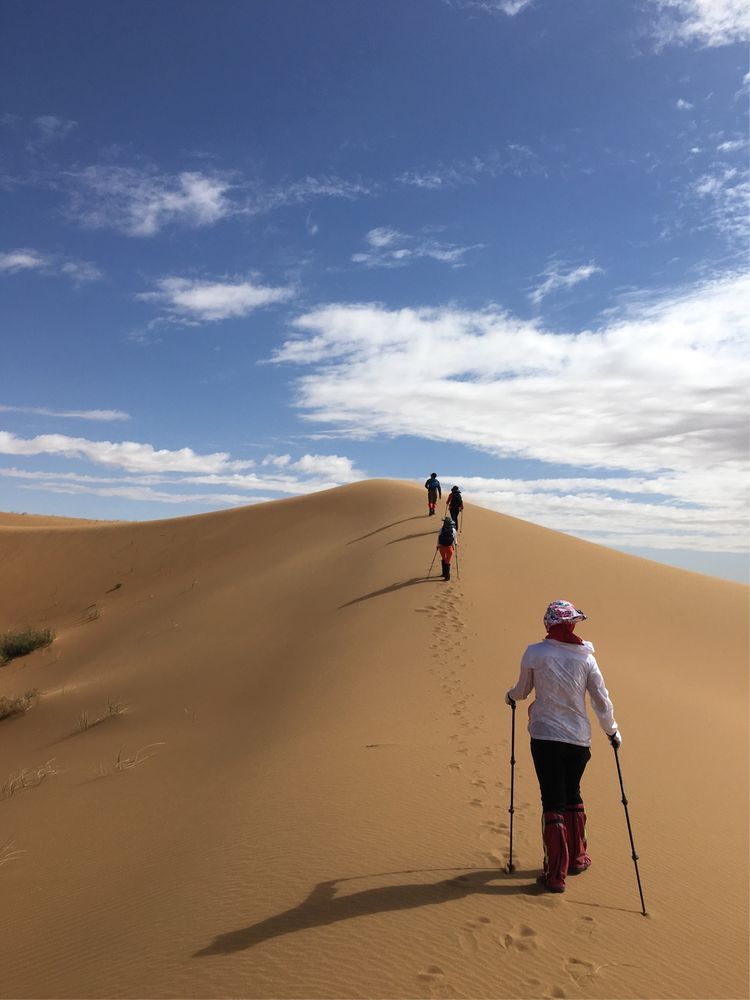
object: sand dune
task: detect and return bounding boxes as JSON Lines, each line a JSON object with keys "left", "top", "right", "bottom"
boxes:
{"left": 0, "top": 480, "right": 747, "bottom": 1000}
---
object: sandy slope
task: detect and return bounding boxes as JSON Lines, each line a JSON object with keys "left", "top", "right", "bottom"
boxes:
{"left": 0, "top": 480, "right": 747, "bottom": 1000}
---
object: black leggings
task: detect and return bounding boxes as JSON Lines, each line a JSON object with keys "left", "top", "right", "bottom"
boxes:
{"left": 530, "top": 739, "right": 591, "bottom": 813}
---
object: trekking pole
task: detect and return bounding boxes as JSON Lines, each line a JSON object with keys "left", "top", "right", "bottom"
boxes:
{"left": 506, "top": 697, "right": 516, "bottom": 873}
{"left": 611, "top": 738, "right": 647, "bottom": 915}
{"left": 427, "top": 547, "right": 438, "bottom": 578}
{"left": 454, "top": 545, "right": 460, "bottom": 580}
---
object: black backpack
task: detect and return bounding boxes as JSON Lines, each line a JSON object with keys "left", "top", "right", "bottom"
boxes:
{"left": 438, "top": 523, "right": 454, "bottom": 546}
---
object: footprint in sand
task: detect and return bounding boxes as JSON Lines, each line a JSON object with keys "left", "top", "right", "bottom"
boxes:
{"left": 502, "top": 925, "right": 539, "bottom": 952}
{"left": 448, "top": 763, "right": 461, "bottom": 772}
{"left": 468, "top": 797, "right": 484, "bottom": 808}
{"left": 457, "top": 917, "right": 491, "bottom": 955}
{"left": 417, "top": 965, "right": 445, "bottom": 981}
{"left": 457, "top": 925, "right": 479, "bottom": 955}
{"left": 563, "top": 958, "right": 597, "bottom": 983}
{"left": 417, "top": 965, "right": 453, "bottom": 999}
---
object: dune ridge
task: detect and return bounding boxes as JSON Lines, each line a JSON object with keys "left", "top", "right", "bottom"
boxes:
{"left": 0, "top": 479, "right": 747, "bottom": 1000}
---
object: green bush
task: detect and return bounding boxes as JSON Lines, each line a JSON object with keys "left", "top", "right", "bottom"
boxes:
{"left": 0, "top": 627, "right": 54, "bottom": 665}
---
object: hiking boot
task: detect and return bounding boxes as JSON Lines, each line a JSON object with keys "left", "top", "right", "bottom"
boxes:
{"left": 541, "top": 811, "right": 569, "bottom": 892}
{"left": 564, "top": 803, "right": 592, "bottom": 874}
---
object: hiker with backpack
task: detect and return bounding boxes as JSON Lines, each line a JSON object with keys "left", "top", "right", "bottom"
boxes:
{"left": 505, "top": 600, "right": 621, "bottom": 894}
{"left": 446, "top": 486, "right": 463, "bottom": 530}
{"left": 424, "top": 473, "right": 442, "bottom": 516}
{"left": 436, "top": 516, "right": 457, "bottom": 580}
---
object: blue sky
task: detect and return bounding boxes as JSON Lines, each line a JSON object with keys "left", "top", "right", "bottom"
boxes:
{"left": 1, "top": 0, "right": 748, "bottom": 581}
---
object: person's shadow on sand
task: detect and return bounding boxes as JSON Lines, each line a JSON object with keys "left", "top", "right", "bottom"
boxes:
{"left": 339, "top": 575, "right": 441, "bottom": 608}
{"left": 194, "top": 867, "right": 541, "bottom": 957}
{"left": 347, "top": 516, "right": 424, "bottom": 544}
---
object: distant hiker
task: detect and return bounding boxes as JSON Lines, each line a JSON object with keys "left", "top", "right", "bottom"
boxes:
{"left": 505, "top": 600, "right": 621, "bottom": 894}
{"left": 424, "top": 473, "right": 442, "bottom": 516}
{"left": 436, "top": 516, "right": 457, "bottom": 580}
{"left": 446, "top": 485, "right": 463, "bottom": 530}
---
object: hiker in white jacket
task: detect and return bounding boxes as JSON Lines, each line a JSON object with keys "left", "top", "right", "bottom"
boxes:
{"left": 505, "top": 600, "right": 621, "bottom": 893}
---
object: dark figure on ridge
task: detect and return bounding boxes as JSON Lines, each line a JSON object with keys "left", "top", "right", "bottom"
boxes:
{"left": 436, "top": 516, "right": 457, "bottom": 580}
{"left": 446, "top": 485, "right": 463, "bottom": 531}
{"left": 424, "top": 472, "right": 441, "bottom": 516}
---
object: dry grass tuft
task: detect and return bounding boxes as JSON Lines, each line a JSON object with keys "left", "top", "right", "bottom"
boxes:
{"left": 1, "top": 759, "right": 58, "bottom": 800}
{"left": 0, "top": 689, "right": 39, "bottom": 722}
{"left": 0, "top": 840, "right": 25, "bottom": 868}
{"left": 114, "top": 743, "right": 165, "bottom": 771}
{"left": 77, "top": 698, "right": 126, "bottom": 733}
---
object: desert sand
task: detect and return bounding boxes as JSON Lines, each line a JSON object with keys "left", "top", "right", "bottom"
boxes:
{"left": 0, "top": 479, "right": 747, "bottom": 1000}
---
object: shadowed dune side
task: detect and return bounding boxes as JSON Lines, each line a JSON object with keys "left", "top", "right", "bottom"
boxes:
{"left": 0, "top": 480, "right": 747, "bottom": 1000}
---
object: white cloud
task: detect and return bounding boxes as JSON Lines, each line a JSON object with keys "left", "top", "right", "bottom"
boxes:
{"left": 0, "top": 449, "right": 365, "bottom": 506}
{"left": 0, "top": 405, "right": 130, "bottom": 422}
{"left": 447, "top": 0, "right": 535, "bottom": 16}
{"left": 366, "top": 227, "right": 403, "bottom": 249}
{"left": 447, "top": 474, "right": 747, "bottom": 552}
{"left": 290, "top": 453, "right": 361, "bottom": 481}
{"left": 398, "top": 145, "right": 542, "bottom": 189}
{"left": 272, "top": 272, "right": 750, "bottom": 551}
{"left": 59, "top": 260, "right": 103, "bottom": 284}
{"left": 675, "top": 98, "right": 695, "bottom": 109}
{"left": 245, "top": 175, "right": 372, "bottom": 215}
{"left": 529, "top": 261, "right": 604, "bottom": 306}
{"left": 183, "top": 454, "right": 364, "bottom": 493}
{"left": 0, "top": 247, "right": 102, "bottom": 284}
{"left": 64, "top": 164, "right": 373, "bottom": 236}
{"left": 17, "top": 480, "right": 252, "bottom": 507}
{"left": 0, "top": 432, "right": 250, "bottom": 474}
{"left": 652, "top": 0, "right": 750, "bottom": 47}
{"left": 693, "top": 166, "right": 750, "bottom": 241}
{"left": 0, "top": 249, "right": 47, "bottom": 273}
{"left": 67, "top": 166, "right": 234, "bottom": 237}
{"left": 353, "top": 228, "right": 483, "bottom": 269}
{"left": 717, "top": 139, "right": 745, "bottom": 153}
{"left": 32, "top": 115, "right": 77, "bottom": 144}
{"left": 139, "top": 276, "right": 295, "bottom": 322}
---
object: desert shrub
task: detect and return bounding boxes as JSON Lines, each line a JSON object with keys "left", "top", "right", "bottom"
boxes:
{"left": 1, "top": 759, "right": 57, "bottom": 799}
{"left": 0, "top": 690, "right": 39, "bottom": 721}
{"left": 77, "top": 699, "right": 125, "bottom": 733}
{"left": 0, "top": 627, "right": 54, "bottom": 665}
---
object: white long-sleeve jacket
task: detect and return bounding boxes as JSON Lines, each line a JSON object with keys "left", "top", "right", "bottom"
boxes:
{"left": 507, "top": 638, "right": 618, "bottom": 747}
